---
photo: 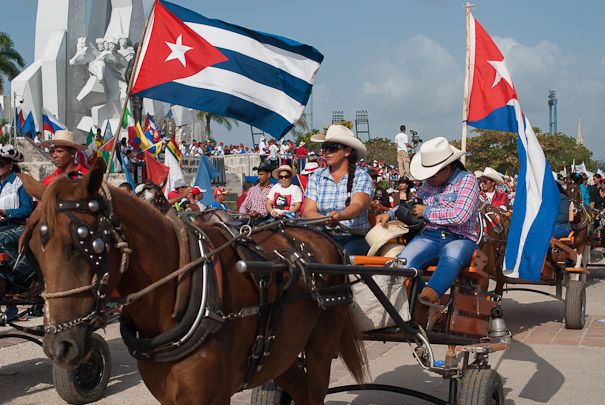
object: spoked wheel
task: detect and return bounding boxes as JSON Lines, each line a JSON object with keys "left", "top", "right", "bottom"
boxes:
{"left": 564, "top": 280, "right": 586, "bottom": 329}
{"left": 250, "top": 381, "right": 293, "bottom": 405}
{"left": 456, "top": 368, "right": 504, "bottom": 405}
{"left": 52, "top": 333, "right": 112, "bottom": 404}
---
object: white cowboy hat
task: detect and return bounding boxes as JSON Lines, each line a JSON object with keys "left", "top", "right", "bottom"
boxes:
{"left": 301, "top": 161, "right": 319, "bottom": 175}
{"left": 378, "top": 243, "right": 405, "bottom": 258}
{"left": 310, "top": 125, "right": 367, "bottom": 159}
{"left": 272, "top": 164, "right": 297, "bottom": 179}
{"left": 40, "top": 130, "right": 88, "bottom": 151}
{"left": 410, "top": 137, "right": 465, "bottom": 180}
{"left": 476, "top": 167, "right": 504, "bottom": 186}
{"left": 552, "top": 171, "right": 564, "bottom": 185}
{"left": 365, "top": 221, "right": 409, "bottom": 256}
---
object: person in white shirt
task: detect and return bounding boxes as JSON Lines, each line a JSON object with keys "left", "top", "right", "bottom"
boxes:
{"left": 267, "top": 139, "right": 279, "bottom": 168}
{"left": 258, "top": 136, "right": 268, "bottom": 161}
{"left": 394, "top": 125, "right": 412, "bottom": 177}
{"left": 191, "top": 186, "right": 207, "bottom": 211}
{"left": 266, "top": 165, "right": 302, "bottom": 218}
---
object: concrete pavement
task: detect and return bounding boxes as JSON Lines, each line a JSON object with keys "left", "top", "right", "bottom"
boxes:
{"left": 2, "top": 267, "right": 604, "bottom": 404}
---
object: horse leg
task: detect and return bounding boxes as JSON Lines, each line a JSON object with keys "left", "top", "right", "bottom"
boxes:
{"left": 273, "top": 362, "right": 309, "bottom": 404}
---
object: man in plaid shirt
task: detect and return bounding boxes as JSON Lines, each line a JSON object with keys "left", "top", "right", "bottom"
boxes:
{"left": 239, "top": 163, "right": 274, "bottom": 219}
{"left": 376, "top": 137, "right": 480, "bottom": 327}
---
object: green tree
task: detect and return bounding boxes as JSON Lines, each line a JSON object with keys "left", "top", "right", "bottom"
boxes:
{"left": 451, "top": 128, "right": 593, "bottom": 175}
{"left": 0, "top": 32, "right": 25, "bottom": 93}
{"left": 196, "top": 111, "right": 239, "bottom": 141}
{"left": 365, "top": 137, "right": 397, "bottom": 167}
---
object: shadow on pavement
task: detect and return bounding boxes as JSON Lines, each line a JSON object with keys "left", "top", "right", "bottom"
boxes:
{"left": 501, "top": 297, "right": 564, "bottom": 334}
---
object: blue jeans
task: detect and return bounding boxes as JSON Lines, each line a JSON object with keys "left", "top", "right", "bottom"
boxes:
{"left": 553, "top": 225, "right": 570, "bottom": 239}
{"left": 331, "top": 234, "right": 370, "bottom": 256}
{"left": 396, "top": 229, "right": 478, "bottom": 296}
{"left": 0, "top": 223, "right": 35, "bottom": 288}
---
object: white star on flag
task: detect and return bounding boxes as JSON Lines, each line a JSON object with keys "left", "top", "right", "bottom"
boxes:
{"left": 165, "top": 34, "right": 193, "bottom": 67}
{"left": 487, "top": 59, "right": 514, "bottom": 89}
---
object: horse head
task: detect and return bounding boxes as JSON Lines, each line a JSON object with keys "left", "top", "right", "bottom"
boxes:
{"left": 19, "top": 160, "right": 122, "bottom": 369}
{"left": 136, "top": 179, "right": 172, "bottom": 214}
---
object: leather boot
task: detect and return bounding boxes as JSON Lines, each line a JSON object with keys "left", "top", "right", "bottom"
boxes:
{"left": 414, "top": 287, "right": 441, "bottom": 329}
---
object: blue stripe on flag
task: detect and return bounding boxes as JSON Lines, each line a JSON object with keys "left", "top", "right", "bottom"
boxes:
{"left": 135, "top": 82, "right": 294, "bottom": 138}
{"left": 467, "top": 105, "right": 519, "bottom": 133}
{"left": 162, "top": 1, "right": 324, "bottom": 63}
{"left": 213, "top": 49, "right": 312, "bottom": 104}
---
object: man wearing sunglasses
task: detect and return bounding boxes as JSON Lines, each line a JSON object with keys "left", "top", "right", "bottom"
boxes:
{"left": 475, "top": 167, "right": 509, "bottom": 211}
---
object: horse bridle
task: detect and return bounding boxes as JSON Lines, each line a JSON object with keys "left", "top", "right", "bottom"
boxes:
{"left": 40, "top": 185, "right": 130, "bottom": 334}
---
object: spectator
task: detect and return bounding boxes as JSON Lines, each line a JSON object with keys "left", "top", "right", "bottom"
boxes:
{"left": 266, "top": 165, "right": 302, "bottom": 218}
{"left": 258, "top": 136, "right": 267, "bottom": 162}
{"left": 119, "top": 182, "right": 133, "bottom": 193}
{"left": 394, "top": 125, "right": 412, "bottom": 177}
{"left": 167, "top": 178, "right": 192, "bottom": 206}
{"left": 267, "top": 139, "right": 279, "bottom": 168}
{"left": 240, "top": 162, "right": 274, "bottom": 220}
{"left": 237, "top": 181, "right": 253, "bottom": 211}
{"left": 34, "top": 132, "right": 42, "bottom": 146}
{"left": 210, "top": 188, "right": 229, "bottom": 209}
{"left": 476, "top": 167, "right": 509, "bottom": 210}
{"left": 191, "top": 186, "right": 206, "bottom": 211}
{"left": 367, "top": 168, "right": 390, "bottom": 210}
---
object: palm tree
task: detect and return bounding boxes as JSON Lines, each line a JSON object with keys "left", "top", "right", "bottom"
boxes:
{"left": 197, "top": 111, "right": 239, "bottom": 141}
{"left": 0, "top": 32, "right": 25, "bottom": 94}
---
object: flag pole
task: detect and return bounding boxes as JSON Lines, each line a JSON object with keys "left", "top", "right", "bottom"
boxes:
{"left": 104, "top": 0, "right": 157, "bottom": 180}
{"left": 460, "top": 2, "right": 473, "bottom": 165}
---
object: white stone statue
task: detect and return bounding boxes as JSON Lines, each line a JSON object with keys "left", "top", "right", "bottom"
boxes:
{"left": 118, "top": 36, "right": 135, "bottom": 62}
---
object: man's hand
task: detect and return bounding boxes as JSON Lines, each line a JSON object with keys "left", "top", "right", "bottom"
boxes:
{"left": 375, "top": 213, "right": 390, "bottom": 227}
{"left": 326, "top": 211, "right": 342, "bottom": 226}
{"left": 412, "top": 204, "right": 427, "bottom": 218}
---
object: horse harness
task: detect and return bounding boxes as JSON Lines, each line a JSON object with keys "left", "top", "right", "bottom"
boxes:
{"left": 39, "top": 185, "right": 353, "bottom": 388}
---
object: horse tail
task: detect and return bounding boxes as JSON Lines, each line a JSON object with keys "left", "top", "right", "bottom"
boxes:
{"left": 337, "top": 305, "right": 369, "bottom": 384}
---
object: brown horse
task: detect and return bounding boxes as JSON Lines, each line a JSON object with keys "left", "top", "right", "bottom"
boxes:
{"left": 19, "top": 162, "right": 366, "bottom": 405}
{"left": 565, "top": 181, "right": 594, "bottom": 266}
{"left": 476, "top": 200, "right": 510, "bottom": 295}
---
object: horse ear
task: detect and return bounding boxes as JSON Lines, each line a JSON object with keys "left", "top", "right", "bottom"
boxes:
{"left": 83, "top": 159, "right": 106, "bottom": 196}
{"left": 159, "top": 176, "right": 167, "bottom": 189}
{"left": 17, "top": 173, "right": 47, "bottom": 200}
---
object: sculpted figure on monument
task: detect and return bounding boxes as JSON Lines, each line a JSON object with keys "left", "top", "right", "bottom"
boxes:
{"left": 125, "top": 44, "right": 143, "bottom": 124}
{"left": 118, "top": 36, "right": 136, "bottom": 62}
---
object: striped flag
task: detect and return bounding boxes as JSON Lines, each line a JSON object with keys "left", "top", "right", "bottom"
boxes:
{"left": 466, "top": 13, "right": 559, "bottom": 281}
{"left": 131, "top": 0, "right": 322, "bottom": 140}
{"left": 164, "top": 138, "right": 185, "bottom": 194}
{"left": 99, "top": 137, "right": 123, "bottom": 173}
{"left": 42, "top": 108, "right": 66, "bottom": 138}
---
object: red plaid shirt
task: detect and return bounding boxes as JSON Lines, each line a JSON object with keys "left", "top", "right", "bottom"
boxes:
{"left": 419, "top": 168, "right": 480, "bottom": 242}
{"left": 239, "top": 183, "right": 272, "bottom": 216}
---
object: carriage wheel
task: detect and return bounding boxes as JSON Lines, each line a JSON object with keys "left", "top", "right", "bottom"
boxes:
{"left": 52, "top": 333, "right": 112, "bottom": 404}
{"left": 456, "top": 368, "right": 504, "bottom": 405}
{"left": 564, "top": 280, "right": 586, "bottom": 329}
{"left": 250, "top": 381, "right": 293, "bottom": 405}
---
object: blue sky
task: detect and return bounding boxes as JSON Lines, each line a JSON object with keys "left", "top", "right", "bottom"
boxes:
{"left": 3, "top": 0, "right": 605, "bottom": 160}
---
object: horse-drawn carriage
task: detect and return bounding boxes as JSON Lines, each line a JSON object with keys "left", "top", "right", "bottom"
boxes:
{"left": 0, "top": 270, "right": 119, "bottom": 404}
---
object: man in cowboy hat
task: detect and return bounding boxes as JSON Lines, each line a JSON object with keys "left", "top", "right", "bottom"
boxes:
{"left": 367, "top": 168, "right": 390, "bottom": 210}
{"left": 40, "top": 130, "right": 89, "bottom": 186}
{"left": 240, "top": 162, "right": 274, "bottom": 220}
{"left": 476, "top": 167, "right": 509, "bottom": 211}
{"left": 375, "top": 136, "right": 480, "bottom": 327}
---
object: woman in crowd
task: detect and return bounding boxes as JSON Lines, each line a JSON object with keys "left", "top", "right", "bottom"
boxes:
{"left": 0, "top": 144, "right": 35, "bottom": 301}
{"left": 266, "top": 165, "right": 302, "bottom": 218}
{"left": 304, "top": 125, "right": 373, "bottom": 255}
{"left": 376, "top": 137, "right": 480, "bottom": 325}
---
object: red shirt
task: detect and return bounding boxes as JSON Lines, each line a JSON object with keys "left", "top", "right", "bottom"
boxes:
{"left": 236, "top": 192, "right": 247, "bottom": 211}
{"left": 43, "top": 164, "right": 89, "bottom": 186}
{"left": 480, "top": 189, "right": 509, "bottom": 210}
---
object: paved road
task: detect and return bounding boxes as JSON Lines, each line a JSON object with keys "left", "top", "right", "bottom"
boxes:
{"left": 2, "top": 267, "right": 604, "bottom": 404}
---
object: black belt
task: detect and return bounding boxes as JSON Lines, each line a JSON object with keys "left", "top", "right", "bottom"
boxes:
{"left": 423, "top": 228, "right": 464, "bottom": 240}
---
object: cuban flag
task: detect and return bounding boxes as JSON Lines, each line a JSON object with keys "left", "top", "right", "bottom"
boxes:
{"left": 466, "top": 13, "right": 559, "bottom": 281}
{"left": 144, "top": 113, "right": 163, "bottom": 142}
{"left": 42, "top": 108, "right": 67, "bottom": 138}
{"left": 131, "top": 0, "right": 322, "bottom": 140}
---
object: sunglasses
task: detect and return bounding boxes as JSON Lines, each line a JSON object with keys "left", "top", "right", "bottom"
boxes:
{"left": 479, "top": 178, "right": 492, "bottom": 183}
{"left": 321, "top": 143, "right": 343, "bottom": 153}
{"left": 278, "top": 175, "right": 291, "bottom": 179}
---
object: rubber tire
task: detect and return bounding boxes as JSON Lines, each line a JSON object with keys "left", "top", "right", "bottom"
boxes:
{"left": 456, "top": 368, "right": 504, "bottom": 405}
{"left": 565, "top": 280, "right": 586, "bottom": 329}
{"left": 52, "top": 333, "right": 112, "bottom": 404}
{"left": 250, "top": 381, "right": 293, "bottom": 405}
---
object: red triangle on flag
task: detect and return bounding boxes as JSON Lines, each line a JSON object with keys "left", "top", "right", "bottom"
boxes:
{"left": 132, "top": 1, "right": 228, "bottom": 94}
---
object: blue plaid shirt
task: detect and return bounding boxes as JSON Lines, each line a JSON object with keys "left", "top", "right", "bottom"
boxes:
{"left": 305, "top": 167, "right": 373, "bottom": 232}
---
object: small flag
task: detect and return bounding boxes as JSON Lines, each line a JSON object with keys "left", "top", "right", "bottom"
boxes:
{"left": 42, "top": 108, "right": 66, "bottom": 138}
{"left": 144, "top": 150, "right": 170, "bottom": 186}
{"left": 193, "top": 153, "right": 219, "bottom": 207}
{"left": 99, "top": 137, "right": 123, "bottom": 173}
{"left": 20, "top": 111, "right": 37, "bottom": 137}
{"left": 164, "top": 138, "right": 185, "bottom": 193}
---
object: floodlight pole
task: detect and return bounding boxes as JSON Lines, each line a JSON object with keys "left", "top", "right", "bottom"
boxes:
{"left": 104, "top": 0, "right": 157, "bottom": 180}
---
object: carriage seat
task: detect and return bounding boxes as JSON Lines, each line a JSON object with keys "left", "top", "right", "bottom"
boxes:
{"left": 556, "top": 230, "right": 575, "bottom": 245}
{"left": 352, "top": 249, "right": 489, "bottom": 280}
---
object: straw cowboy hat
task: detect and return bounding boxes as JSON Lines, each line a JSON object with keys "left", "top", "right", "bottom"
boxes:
{"left": 378, "top": 242, "right": 405, "bottom": 258}
{"left": 272, "top": 164, "right": 297, "bottom": 179}
{"left": 365, "top": 221, "right": 409, "bottom": 256}
{"left": 310, "top": 124, "right": 368, "bottom": 159}
{"left": 0, "top": 143, "right": 24, "bottom": 162}
{"left": 410, "top": 137, "right": 465, "bottom": 180}
{"left": 40, "top": 130, "right": 88, "bottom": 151}
{"left": 300, "top": 161, "right": 319, "bottom": 175}
{"left": 476, "top": 167, "right": 504, "bottom": 186}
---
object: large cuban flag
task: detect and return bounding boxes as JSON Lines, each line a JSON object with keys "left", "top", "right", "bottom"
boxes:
{"left": 131, "top": 0, "right": 323, "bottom": 140}
{"left": 466, "top": 13, "right": 559, "bottom": 281}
